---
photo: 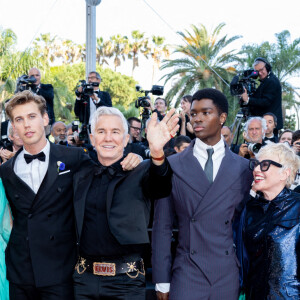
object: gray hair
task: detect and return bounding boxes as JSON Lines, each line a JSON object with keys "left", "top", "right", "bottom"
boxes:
{"left": 253, "top": 60, "right": 266, "bottom": 69}
{"left": 244, "top": 117, "right": 267, "bottom": 141}
{"left": 90, "top": 106, "right": 128, "bottom": 136}
{"left": 89, "top": 71, "right": 101, "bottom": 80}
{"left": 256, "top": 143, "right": 300, "bottom": 188}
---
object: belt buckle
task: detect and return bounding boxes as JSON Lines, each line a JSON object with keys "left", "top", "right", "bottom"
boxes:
{"left": 93, "top": 262, "right": 116, "bottom": 276}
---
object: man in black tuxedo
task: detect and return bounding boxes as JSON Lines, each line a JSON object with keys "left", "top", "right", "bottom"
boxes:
{"left": 74, "top": 71, "right": 112, "bottom": 125}
{"left": 28, "top": 67, "right": 55, "bottom": 125}
{"left": 72, "top": 106, "right": 179, "bottom": 299}
{"left": 0, "top": 90, "right": 92, "bottom": 299}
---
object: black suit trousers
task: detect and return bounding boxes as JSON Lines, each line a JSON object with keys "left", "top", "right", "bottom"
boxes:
{"left": 73, "top": 270, "right": 145, "bottom": 300}
{"left": 9, "top": 281, "right": 74, "bottom": 300}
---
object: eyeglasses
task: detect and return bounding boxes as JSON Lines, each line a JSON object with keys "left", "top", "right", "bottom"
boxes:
{"left": 249, "top": 159, "right": 282, "bottom": 172}
{"left": 255, "top": 66, "right": 266, "bottom": 73}
{"left": 130, "top": 126, "right": 141, "bottom": 131}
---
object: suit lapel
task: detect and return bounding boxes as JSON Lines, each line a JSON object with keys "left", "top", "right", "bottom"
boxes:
{"left": 5, "top": 150, "right": 36, "bottom": 204}
{"left": 194, "top": 145, "right": 243, "bottom": 214}
{"left": 170, "top": 140, "right": 210, "bottom": 197}
{"left": 73, "top": 172, "right": 94, "bottom": 239}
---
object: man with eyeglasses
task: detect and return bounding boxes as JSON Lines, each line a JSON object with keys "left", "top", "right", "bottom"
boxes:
{"left": 74, "top": 71, "right": 112, "bottom": 125}
{"left": 127, "top": 117, "right": 142, "bottom": 143}
{"left": 240, "top": 58, "right": 283, "bottom": 130}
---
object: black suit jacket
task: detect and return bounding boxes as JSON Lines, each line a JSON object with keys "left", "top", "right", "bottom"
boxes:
{"left": 0, "top": 143, "right": 92, "bottom": 287}
{"left": 73, "top": 159, "right": 172, "bottom": 246}
{"left": 248, "top": 72, "right": 283, "bottom": 129}
{"left": 74, "top": 90, "right": 112, "bottom": 124}
{"left": 32, "top": 83, "right": 55, "bottom": 125}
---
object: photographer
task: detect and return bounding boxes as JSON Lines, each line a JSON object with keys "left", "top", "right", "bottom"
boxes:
{"left": 240, "top": 58, "right": 283, "bottom": 130}
{"left": 51, "top": 121, "right": 68, "bottom": 145}
{"left": 24, "top": 68, "right": 55, "bottom": 125}
{"left": 144, "top": 97, "right": 167, "bottom": 121}
{"left": 74, "top": 71, "right": 112, "bottom": 125}
{"left": 238, "top": 117, "right": 267, "bottom": 159}
{"left": 0, "top": 123, "right": 23, "bottom": 163}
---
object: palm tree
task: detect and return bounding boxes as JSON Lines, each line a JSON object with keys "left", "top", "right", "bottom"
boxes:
{"left": 160, "top": 23, "right": 241, "bottom": 107}
{"left": 110, "top": 35, "right": 128, "bottom": 71}
{"left": 240, "top": 30, "right": 300, "bottom": 127}
{"left": 151, "top": 36, "right": 169, "bottom": 85}
{"left": 127, "top": 30, "right": 150, "bottom": 76}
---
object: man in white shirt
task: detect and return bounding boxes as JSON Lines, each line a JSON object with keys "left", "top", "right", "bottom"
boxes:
{"left": 74, "top": 71, "right": 112, "bottom": 126}
{"left": 152, "top": 88, "right": 253, "bottom": 300}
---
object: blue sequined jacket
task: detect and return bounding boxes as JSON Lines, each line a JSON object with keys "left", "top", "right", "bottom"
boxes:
{"left": 240, "top": 188, "right": 300, "bottom": 299}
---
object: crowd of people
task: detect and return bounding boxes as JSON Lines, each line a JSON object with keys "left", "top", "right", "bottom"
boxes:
{"left": 0, "top": 57, "right": 299, "bottom": 300}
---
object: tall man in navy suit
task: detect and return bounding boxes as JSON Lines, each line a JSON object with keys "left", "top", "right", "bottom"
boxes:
{"left": 152, "top": 88, "right": 253, "bottom": 300}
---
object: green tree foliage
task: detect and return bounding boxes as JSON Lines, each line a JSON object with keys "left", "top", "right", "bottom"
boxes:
{"left": 160, "top": 23, "right": 241, "bottom": 109}
{"left": 239, "top": 30, "right": 300, "bottom": 126}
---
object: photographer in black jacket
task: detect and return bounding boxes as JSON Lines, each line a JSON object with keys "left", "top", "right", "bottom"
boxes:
{"left": 240, "top": 58, "right": 283, "bottom": 130}
{"left": 28, "top": 67, "right": 55, "bottom": 125}
{"left": 74, "top": 71, "right": 112, "bottom": 125}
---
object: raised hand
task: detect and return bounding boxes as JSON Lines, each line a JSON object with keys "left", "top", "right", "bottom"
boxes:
{"left": 147, "top": 108, "right": 179, "bottom": 159}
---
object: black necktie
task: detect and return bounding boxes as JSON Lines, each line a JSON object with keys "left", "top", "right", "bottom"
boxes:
{"left": 24, "top": 152, "right": 46, "bottom": 164}
{"left": 204, "top": 148, "right": 214, "bottom": 183}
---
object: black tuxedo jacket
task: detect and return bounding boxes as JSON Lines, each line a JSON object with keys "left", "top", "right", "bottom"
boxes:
{"left": 73, "top": 159, "right": 172, "bottom": 246}
{"left": 0, "top": 143, "right": 91, "bottom": 287}
{"left": 74, "top": 90, "right": 112, "bottom": 124}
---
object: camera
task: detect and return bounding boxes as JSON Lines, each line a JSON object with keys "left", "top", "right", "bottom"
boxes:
{"left": 0, "top": 136, "right": 13, "bottom": 150}
{"left": 72, "top": 120, "right": 80, "bottom": 133}
{"left": 15, "top": 74, "right": 37, "bottom": 93}
{"left": 135, "top": 85, "right": 164, "bottom": 109}
{"left": 247, "top": 142, "right": 262, "bottom": 154}
{"left": 230, "top": 69, "right": 259, "bottom": 97}
{"left": 75, "top": 80, "right": 99, "bottom": 98}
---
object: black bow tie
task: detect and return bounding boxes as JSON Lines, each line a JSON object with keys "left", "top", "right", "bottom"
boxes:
{"left": 95, "top": 165, "right": 117, "bottom": 178}
{"left": 24, "top": 152, "right": 46, "bottom": 164}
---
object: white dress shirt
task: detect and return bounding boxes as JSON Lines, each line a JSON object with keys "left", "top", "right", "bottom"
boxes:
{"left": 156, "top": 136, "right": 226, "bottom": 294}
{"left": 14, "top": 141, "right": 50, "bottom": 194}
{"left": 89, "top": 90, "right": 101, "bottom": 124}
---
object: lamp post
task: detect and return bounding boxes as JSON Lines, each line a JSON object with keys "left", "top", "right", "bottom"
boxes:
{"left": 85, "top": 0, "right": 101, "bottom": 79}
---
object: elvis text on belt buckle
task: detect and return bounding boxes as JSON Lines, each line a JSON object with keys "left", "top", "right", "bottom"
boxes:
{"left": 93, "top": 262, "right": 116, "bottom": 276}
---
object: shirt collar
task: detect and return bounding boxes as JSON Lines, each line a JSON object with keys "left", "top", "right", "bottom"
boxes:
{"left": 194, "top": 136, "right": 225, "bottom": 158}
{"left": 23, "top": 140, "right": 50, "bottom": 157}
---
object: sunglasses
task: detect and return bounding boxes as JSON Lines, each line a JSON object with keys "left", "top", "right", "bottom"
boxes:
{"left": 249, "top": 159, "right": 282, "bottom": 172}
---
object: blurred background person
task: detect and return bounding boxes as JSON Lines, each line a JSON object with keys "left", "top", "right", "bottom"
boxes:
{"left": 238, "top": 117, "right": 267, "bottom": 159}
{"left": 127, "top": 117, "right": 142, "bottom": 143}
{"left": 74, "top": 71, "right": 112, "bottom": 126}
{"left": 241, "top": 143, "right": 300, "bottom": 299}
{"left": 291, "top": 130, "right": 300, "bottom": 155}
{"left": 240, "top": 58, "right": 283, "bottom": 130}
{"left": 28, "top": 67, "right": 55, "bottom": 125}
{"left": 178, "top": 95, "right": 195, "bottom": 140}
{"left": 263, "top": 113, "right": 278, "bottom": 143}
{"left": 221, "top": 125, "right": 233, "bottom": 147}
{"left": 174, "top": 135, "right": 191, "bottom": 153}
{"left": 279, "top": 129, "right": 293, "bottom": 145}
{"left": 0, "top": 123, "right": 23, "bottom": 163}
{"left": 51, "top": 121, "right": 67, "bottom": 145}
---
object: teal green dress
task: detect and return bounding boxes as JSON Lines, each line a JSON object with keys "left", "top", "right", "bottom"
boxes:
{"left": 0, "top": 179, "right": 11, "bottom": 300}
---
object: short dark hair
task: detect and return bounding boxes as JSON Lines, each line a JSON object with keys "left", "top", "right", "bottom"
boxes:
{"left": 292, "top": 130, "right": 300, "bottom": 145}
{"left": 279, "top": 129, "right": 293, "bottom": 140}
{"left": 155, "top": 97, "right": 167, "bottom": 107}
{"left": 263, "top": 112, "right": 277, "bottom": 126}
{"left": 182, "top": 95, "right": 192, "bottom": 104}
{"left": 6, "top": 90, "right": 47, "bottom": 121}
{"left": 174, "top": 135, "right": 192, "bottom": 149}
{"left": 192, "top": 88, "right": 228, "bottom": 115}
{"left": 127, "top": 117, "right": 141, "bottom": 126}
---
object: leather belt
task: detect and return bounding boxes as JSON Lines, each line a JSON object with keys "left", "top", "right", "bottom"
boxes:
{"left": 75, "top": 256, "right": 145, "bottom": 277}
